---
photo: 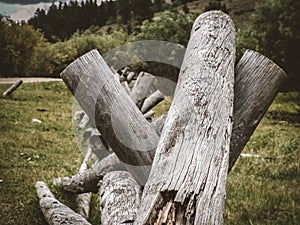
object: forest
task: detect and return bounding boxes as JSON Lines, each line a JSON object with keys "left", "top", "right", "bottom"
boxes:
{"left": 0, "top": 0, "right": 299, "bottom": 90}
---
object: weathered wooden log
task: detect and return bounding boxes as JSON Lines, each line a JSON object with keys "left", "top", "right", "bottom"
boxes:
{"left": 130, "top": 72, "right": 155, "bottom": 108}
{"left": 100, "top": 171, "right": 141, "bottom": 225}
{"left": 141, "top": 90, "right": 164, "bottom": 113}
{"left": 53, "top": 153, "right": 126, "bottom": 194}
{"left": 73, "top": 110, "right": 85, "bottom": 122}
{"left": 61, "top": 50, "right": 159, "bottom": 178}
{"left": 35, "top": 181, "right": 92, "bottom": 225}
{"left": 151, "top": 112, "right": 168, "bottom": 136}
{"left": 143, "top": 110, "right": 155, "bottom": 119}
{"left": 2, "top": 80, "right": 23, "bottom": 97}
{"left": 120, "top": 66, "right": 130, "bottom": 77}
{"left": 229, "top": 50, "right": 286, "bottom": 170}
{"left": 145, "top": 50, "right": 286, "bottom": 172}
{"left": 135, "top": 11, "right": 236, "bottom": 224}
{"left": 78, "top": 113, "right": 89, "bottom": 130}
{"left": 76, "top": 147, "right": 93, "bottom": 219}
{"left": 121, "top": 80, "right": 131, "bottom": 95}
{"left": 127, "top": 71, "right": 135, "bottom": 83}
{"left": 89, "top": 133, "right": 111, "bottom": 160}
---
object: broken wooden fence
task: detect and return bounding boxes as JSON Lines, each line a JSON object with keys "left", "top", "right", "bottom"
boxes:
{"left": 36, "top": 11, "right": 286, "bottom": 225}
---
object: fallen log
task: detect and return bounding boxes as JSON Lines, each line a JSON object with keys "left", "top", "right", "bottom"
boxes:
{"left": 35, "top": 181, "right": 92, "bottom": 225}
{"left": 2, "top": 80, "right": 23, "bottom": 97}
{"left": 61, "top": 50, "right": 160, "bottom": 183}
{"left": 141, "top": 90, "right": 164, "bottom": 113}
{"left": 53, "top": 153, "right": 126, "bottom": 194}
{"left": 100, "top": 171, "right": 141, "bottom": 225}
{"left": 143, "top": 110, "right": 155, "bottom": 119}
{"left": 127, "top": 71, "right": 135, "bottom": 83}
{"left": 130, "top": 71, "right": 155, "bottom": 108}
{"left": 135, "top": 11, "right": 236, "bottom": 224}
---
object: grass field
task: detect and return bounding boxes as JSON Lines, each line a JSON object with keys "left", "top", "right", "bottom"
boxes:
{"left": 0, "top": 81, "right": 299, "bottom": 225}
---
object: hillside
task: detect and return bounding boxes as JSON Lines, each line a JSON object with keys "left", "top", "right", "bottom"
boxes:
{"left": 180, "top": 0, "right": 259, "bottom": 28}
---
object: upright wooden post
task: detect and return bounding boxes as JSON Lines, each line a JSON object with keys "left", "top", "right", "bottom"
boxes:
{"left": 135, "top": 11, "right": 236, "bottom": 224}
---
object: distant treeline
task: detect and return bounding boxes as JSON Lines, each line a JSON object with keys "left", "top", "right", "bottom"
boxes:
{"left": 0, "top": 0, "right": 299, "bottom": 90}
{"left": 0, "top": 0, "right": 53, "bottom": 4}
{"left": 28, "top": 0, "right": 195, "bottom": 42}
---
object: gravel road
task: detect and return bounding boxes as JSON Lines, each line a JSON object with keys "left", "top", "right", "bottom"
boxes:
{"left": 0, "top": 77, "right": 62, "bottom": 84}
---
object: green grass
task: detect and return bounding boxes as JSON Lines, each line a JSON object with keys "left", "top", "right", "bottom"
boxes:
{"left": 226, "top": 92, "right": 300, "bottom": 225}
{"left": 0, "top": 82, "right": 100, "bottom": 224}
{"left": 0, "top": 82, "right": 299, "bottom": 224}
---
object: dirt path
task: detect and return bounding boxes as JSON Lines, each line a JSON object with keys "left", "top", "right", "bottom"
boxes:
{"left": 0, "top": 77, "right": 62, "bottom": 84}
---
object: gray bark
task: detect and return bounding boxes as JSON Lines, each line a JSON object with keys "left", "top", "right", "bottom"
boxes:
{"left": 3, "top": 80, "right": 23, "bottom": 96}
{"left": 35, "top": 181, "right": 92, "bottom": 225}
{"left": 141, "top": 90, "right": 164, "bottom": 113}
{"left": 100, "top": 171, "right": 141, "bottom": 225}
{"left": 229, "top": 49, "right": 286, "bottom": 170}
{"left": 53, "top": 153, "right": 126, "bottom": 194}
{"left": 130, "top": 72, "right": 155, "bottom": 108}
{"left": 135, "top": 11, "right": 236, "bottom": 225}
{"left": 61, "top": 50, "right": 159, "bottom": 183}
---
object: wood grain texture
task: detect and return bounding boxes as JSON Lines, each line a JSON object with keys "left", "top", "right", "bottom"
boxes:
{"left": 145, "top": 50, "right": 286, "bottom": 172}
{"left": 61, "top": 50, "right": 159, "bottom": 172}
{"left": 35, "top": 181, "right": 92, "bottom": 225}
{"left": 53, "top": 153, "right": 126, "bottom": 194}
{"left": 135, "top": 11, "right": 236, "bottom": 225}
{"left": 229, "top": 50, "right": 286, "bottom": 170}
{"left": 100, "top": 171, "right": 141, "bottom": 225}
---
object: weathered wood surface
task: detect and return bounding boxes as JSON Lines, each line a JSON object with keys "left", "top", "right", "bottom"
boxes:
{"left": 127, "top": 71, "right": 135, "bottom": 83}
{"left": 78, "top": 113, "right": 90, "bottom": 130}
{"left": 143, "top": 110, "right": 155, "bottom": 119}
{"left": 145, "top": 50, "right": 286, "bottom": 172}
{"left": 61, "top": 50, "right": 159, "bottom": 172}
{"left": 130, "top": 71, "right": 155, "bottom": 108}
{"left": 135, "top": 11, "right": 236, "bottom": 225}
{"left": 89, "top": 134, "right": 111, "bottom": 160}
{"left": 229, "top": 49, "right": 286, "bottom": 170}
{"left": 53, "top": 153, "right": 126, "bottom": 194}
{"left": 100, "top": 171, "right": 141, "bottom": 225}
{"left": 3, "top": 79, "right": 23, "bottom": 96}
{"left": 141, "top": 90, "right": 164, "bottom": 113}
{"left": 151, "top": 112, "right": 168, "bottom": 136}
{"left": 76, "top": 147, "right": 93, "bottom": 219}
{"left": 35, "top": 181, "right": 92, "bottom": 225}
